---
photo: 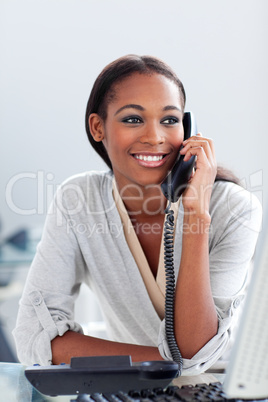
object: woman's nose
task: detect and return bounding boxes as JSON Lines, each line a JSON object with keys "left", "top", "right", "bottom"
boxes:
{"left": 139, "top": 124, "right": 165, "bottom": 145}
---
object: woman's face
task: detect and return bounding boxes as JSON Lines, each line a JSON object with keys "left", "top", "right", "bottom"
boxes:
{"left": 102, "top": 73, "right": 184, "bottom": 190}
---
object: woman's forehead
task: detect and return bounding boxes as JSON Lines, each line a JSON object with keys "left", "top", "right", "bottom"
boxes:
{"left": 108, "top": 73, "right": 182, "bottom": 107}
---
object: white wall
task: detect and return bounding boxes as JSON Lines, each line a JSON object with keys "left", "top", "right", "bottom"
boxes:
{"left": 1, "top": 0, "right": 267, "bottom": 235}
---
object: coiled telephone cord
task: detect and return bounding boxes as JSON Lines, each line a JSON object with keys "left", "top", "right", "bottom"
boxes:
{"left": 163, "top": 200, "right": 183, "bottom": 376}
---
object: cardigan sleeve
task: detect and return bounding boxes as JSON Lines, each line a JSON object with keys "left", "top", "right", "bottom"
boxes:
{"left": 12, "top": 183, "right": 87, "bottom": 366}
{"left": 158, "top": 184, "right": 262, "bottom": 375}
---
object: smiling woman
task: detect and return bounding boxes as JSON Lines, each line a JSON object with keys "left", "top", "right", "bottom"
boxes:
{"left": 13, "top": 55, "right": 262, "bottom": 375}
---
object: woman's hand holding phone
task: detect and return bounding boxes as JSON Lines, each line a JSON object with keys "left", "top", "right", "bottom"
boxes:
{"left": 179, "top": 133, "right": 217, "bottom": 219}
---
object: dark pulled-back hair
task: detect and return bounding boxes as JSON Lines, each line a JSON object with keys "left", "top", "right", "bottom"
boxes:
{"left": 85, "top": 54, "right": 240, "bottom": 185}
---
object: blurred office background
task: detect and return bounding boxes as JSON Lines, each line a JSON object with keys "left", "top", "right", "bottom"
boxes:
{"left": 0, "top": 0, "right": 267, "bottom": 361}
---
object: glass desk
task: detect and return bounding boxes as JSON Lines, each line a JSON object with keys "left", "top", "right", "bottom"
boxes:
{"left": 0, "top": 362, "right": 76, "bottom": 401}
{"left": 0, "top": 362, "right": 222, "bottom": 402}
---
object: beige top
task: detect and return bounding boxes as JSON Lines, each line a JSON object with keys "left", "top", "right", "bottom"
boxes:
{"left": 112, "top": 179, "right": 179, "bottom": 320}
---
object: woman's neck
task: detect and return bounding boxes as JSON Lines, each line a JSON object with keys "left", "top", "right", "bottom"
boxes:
{"left": 114, "top": 177, "right": 167, "bottom": 219}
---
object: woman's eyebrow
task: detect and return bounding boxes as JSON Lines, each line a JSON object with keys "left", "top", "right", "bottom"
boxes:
{"left": 162, "top": 105, "right": 182, "bottom": 112}
{"left": 114, "top": 104, "right": 145, "bottom": 116}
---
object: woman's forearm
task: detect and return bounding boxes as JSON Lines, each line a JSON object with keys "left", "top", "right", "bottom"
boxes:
{"left": 174, "top": 212, "right": 218, "bottom": 359}
{"left": 51, "top": 331, "right": 163, "bottom": 365}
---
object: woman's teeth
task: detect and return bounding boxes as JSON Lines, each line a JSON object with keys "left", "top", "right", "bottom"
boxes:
{"left": 134, "top": 155, "right": 164, "bottom": 161}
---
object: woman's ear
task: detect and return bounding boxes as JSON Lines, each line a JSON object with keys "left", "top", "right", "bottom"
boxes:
{"left": 88, "top": 113, "right": 105, "bottom": 142}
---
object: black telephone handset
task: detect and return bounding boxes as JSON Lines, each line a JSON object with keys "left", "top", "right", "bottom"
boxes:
{"left": 161, "top": 111, "right": 197, "bottom": 203}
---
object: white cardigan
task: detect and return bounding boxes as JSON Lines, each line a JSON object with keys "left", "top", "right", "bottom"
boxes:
{"left": 13, "top": 170, "right": 262, "bottom": 374}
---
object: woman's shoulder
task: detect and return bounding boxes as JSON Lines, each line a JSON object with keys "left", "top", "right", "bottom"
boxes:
{"left": 53, "top": 170, "right": 114, "bottom": 209}
{"left": 211, "top": 180, "right": 261, "bottom": 210}
{"left": 60, "top": 170, "right": 113, "bottom": 187}
{"left": 210, "top": 180, "right": 262, "bottom": 231}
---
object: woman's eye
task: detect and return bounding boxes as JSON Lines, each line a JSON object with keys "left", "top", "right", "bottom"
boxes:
{"left": 161, "top": 117, "right": 179, "bottom": 125}
{"left": 122, "top": 116, "right": 142, "bottom": 124}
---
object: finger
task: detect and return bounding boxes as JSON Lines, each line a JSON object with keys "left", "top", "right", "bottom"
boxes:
{"left": 181, "top": 139, "right": 210, "bottom": 156}
{"left": 182, "top": 137, "right": 216, "bottom": 161}
{"left": 182, "top": 146, "right": 217, "bottom": 182}
{"left": 181, "top": 145, "right": 205, "bottom": 163}
{"left": 183, "top": 134, "right": 209, "bottom": 145}
{"left": 181, "top": 142, "right": 215, "bottom": 168}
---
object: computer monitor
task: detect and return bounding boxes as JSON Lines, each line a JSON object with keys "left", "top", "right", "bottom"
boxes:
{"left": 223, "top": 214, "right": 268, "bottom": 399}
